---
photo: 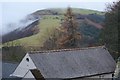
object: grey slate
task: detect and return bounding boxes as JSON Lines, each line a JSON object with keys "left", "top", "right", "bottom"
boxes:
{"left": 29, "top": 46, "right": 116, "bottom": 78}
{"left": 2, "top": 62, "right": 18, "bottom": 78}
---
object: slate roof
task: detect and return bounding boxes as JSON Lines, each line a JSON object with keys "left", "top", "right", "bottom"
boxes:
{"left": 2, "top": 61, "right": 18, "bottom": 78}
{"left": 29, "top": 46, "right": 116, "bottom": 78}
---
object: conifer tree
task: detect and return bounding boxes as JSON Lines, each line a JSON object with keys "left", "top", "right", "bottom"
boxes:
{"left": 57, "top": 7, "right": 81, "bottom": 49}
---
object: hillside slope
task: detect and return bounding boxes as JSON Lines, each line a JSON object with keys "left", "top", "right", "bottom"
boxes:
{"left": 2, "top": 20, "right": 39, "bottom": 43}
{"left": 3, "top": 8, "right": 105, "bottom": 48}
{"left": 85, "top": 18, "right": 103, "bottom": 29}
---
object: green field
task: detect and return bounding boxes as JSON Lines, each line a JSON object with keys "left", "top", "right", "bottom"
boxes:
{"left": 2, "top": 8, "right": 105, "bottom": 62}
{"left": 46, "top": 8, "right": 104, "bottom": 15}
{"left": 3, "top": 8, "right": 104, "bottom": 48}
{"left": 4, "top": 15, "right": 61, "bottom": 48}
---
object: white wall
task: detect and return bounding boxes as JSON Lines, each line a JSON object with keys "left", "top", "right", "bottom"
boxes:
{"left": 114, "top": 61, "right": 120, "bottom": 78}
{"left": 23, "top": 70, "right": 35, "bottom": 79}
{"left": 10, "top": 53, "right": 36, "bottom": 78}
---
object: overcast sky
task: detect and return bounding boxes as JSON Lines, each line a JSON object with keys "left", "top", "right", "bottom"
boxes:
{"left": 2, "top": 2, "right": 111, "bottom": 24}
{"left": 0, "top": 0, "right": 116, "bottom": 35}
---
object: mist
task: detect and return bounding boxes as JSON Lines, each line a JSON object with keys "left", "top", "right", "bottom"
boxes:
{"left": 1, "top": 2, "right": 113, "bottom": 35}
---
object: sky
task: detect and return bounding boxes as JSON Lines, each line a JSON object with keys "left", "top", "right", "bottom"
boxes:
{"left": 0, "top": 0, "right": 116, "bottom": 35}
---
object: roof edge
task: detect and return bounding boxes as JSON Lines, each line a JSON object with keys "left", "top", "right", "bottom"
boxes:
{"left": 28, "top": 45, "right": 106, "bottom": 54}
{"left": 70, "top": 71, "right": 114, "bottom": 79}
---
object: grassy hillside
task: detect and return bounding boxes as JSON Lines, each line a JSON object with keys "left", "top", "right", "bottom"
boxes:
{"left": 4, "top": 15, "right": 61, "bottom": 48}
{"left": 34, "top": 8, "right": 104, "bottom": 15}
{"left": 3, "top": 8, "right": 105, "bottom": 62}
{"left": 3, "top": 8, "right": 104, "bottom": 48}
{"left": 3, "top": 15, "right": 61, "bottom": 62}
